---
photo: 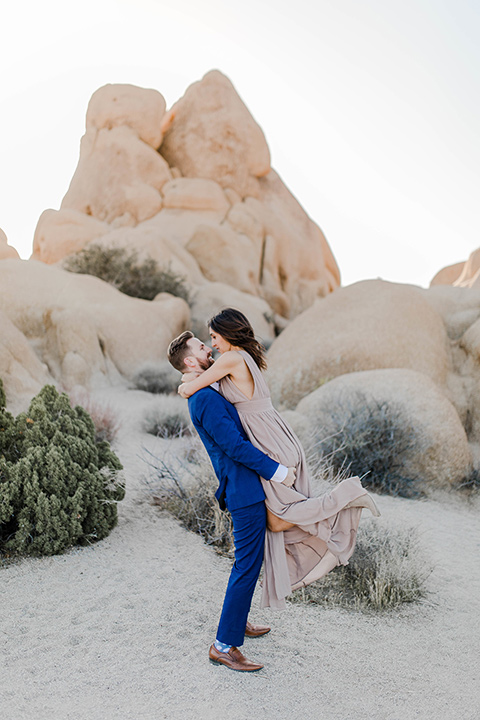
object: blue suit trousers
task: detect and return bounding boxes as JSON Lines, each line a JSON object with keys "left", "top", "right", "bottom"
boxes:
{"left": 216, "top": 501, "right": 266, "bottom": 647}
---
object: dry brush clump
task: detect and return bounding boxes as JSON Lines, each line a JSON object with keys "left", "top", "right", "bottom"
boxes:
{"left": 144, "top": 439, "right": 234, "bottom": 557}
{"left": 67, "top": 388, "right": 121, "bottom": 444}
{"left": 290, "top": 520, "right": 429, "bottom": 611}
{"left": 314, "top": 393, "right": 422, "bottom": 498}
{"left": 132, "top": 361, "right": 180, "bottom": 395}
{"left": 0, "top": 381, "right": 125, "bottom": 557}
{"left": 142, "top": 395, "right": 192, "bottom": 438}
{"left": 64, "top": 243, "right": 191, "bottom": 303}
{"left": 146, "top": 438, "right": 429, "bottom": 610}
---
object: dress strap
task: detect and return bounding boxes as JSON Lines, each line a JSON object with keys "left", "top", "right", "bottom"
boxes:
{"left": 234, "top": 398, "right": 273, "bottom": 414}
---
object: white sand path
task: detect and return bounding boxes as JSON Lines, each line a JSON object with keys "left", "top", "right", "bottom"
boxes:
{"left": 1, "top": 387, "right": 479, "bottom": 720}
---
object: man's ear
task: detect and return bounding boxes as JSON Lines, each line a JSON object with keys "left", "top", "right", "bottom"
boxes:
{"left": 184, "top": 356, "right": 195, "bottom": 370}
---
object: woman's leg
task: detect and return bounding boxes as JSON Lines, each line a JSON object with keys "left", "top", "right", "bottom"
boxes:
{"left": 291, "top": 550, "right": 339, "bottom": 591}
{"left": 266, "top": 507, "right": 296, "bottom": 533}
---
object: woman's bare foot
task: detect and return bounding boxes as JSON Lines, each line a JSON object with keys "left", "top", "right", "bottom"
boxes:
{"left": 345, "top": 493, "right": 381, "bottom": 517}
{"left": 291, "top": 550, "right": 339, "bottom": 591}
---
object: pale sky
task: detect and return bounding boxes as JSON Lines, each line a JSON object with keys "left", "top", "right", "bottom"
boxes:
{"left": 1, "top": 0, "right": 479, "bottom": 287}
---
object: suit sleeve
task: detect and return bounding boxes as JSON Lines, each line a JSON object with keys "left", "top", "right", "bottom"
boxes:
{"left": 192, "top": 393, "right": 279, "bottom": 480}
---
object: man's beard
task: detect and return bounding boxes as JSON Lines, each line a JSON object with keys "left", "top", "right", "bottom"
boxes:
{"left": 198, "top": 355, "right": 214, "bottom": 371}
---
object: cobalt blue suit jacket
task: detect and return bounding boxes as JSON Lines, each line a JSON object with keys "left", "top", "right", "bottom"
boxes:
{"left": 188, "top": 387, "right": 278, "bottom": 511}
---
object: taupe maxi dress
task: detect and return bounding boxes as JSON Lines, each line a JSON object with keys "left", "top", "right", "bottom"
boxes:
{"left": 219, "top": 350, "right": 367, "bottom": 610}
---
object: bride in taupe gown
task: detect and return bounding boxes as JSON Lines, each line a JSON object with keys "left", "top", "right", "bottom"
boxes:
{"left": 178, "top": 308, "right": 380, "bottom": 610}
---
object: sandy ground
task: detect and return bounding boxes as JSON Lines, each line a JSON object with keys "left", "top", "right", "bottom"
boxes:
{"left": 1, "top": 385, "right": 480, "bottom": 720}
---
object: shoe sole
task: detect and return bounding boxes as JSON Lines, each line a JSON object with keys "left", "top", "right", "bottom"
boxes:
{"left": 209, "top": 659, "right": 263, "bottom": 672}
{"left": 245, "top": 630, "right": 271, "bottom": 638}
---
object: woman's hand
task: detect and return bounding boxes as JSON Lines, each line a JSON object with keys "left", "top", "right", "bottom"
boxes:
{"left": 282, "top": 467, "right": 296, "bottom": 487}
{"left": 178, "top": 382, "right": 193, "bottom": 399}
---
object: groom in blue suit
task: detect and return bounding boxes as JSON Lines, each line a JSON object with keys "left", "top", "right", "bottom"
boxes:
{"left": 168, "top": 331, "right": 294, "bottom": 672}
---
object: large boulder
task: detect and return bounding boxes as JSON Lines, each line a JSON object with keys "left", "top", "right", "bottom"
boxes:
{"left": 86, "top": 83, "right": 166, "bottom": 149}
{"left": 455, "top": 247, "right": 480, "bottom": 288}
{"left": 0, "top": 229, "right": 20, "bottom": 260}
{"left": 296, "top": 368, "right": 473, "bottom": 489}
{"left": 186, "top": 225, "right": 261, "bottom": 296}
{"left": 430, "top": 261, "right": 465, "bottom": 287}
{"left": 422, "top": 284, "right": 480, "bottom": 446}
{"left": 61, "top": 125, "right": 171, "bottom": 225}
{"left": 256, "top": 170, "right": 340, "bottom": 317}
{"left": 161, "top": 178, "right": 230, "bottom": 214}
{"left": 0, "top": 310, "right": 51, "bottom": 409}
{"left": 0, "top": 260, "right": 189, "bottom": 391}
{"left": 267, "top": 280, "right": 450, "bottom": 408}
{"left": 32, "top": 209, "right": 110, "bottom": 264}
{"left": 430, "top": 247, "right": 480, "bottom": 289}
{"left": 160, "top": 70, "right": 270, "bottom": 198}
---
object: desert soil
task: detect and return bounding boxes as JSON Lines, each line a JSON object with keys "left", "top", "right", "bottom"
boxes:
{"left": 1, "top": 386, "right": 479, "bottom": 720}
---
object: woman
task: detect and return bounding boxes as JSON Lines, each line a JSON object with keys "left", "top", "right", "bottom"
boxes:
{"left": 178, "top": 308, "right": 380, "bottom": 609}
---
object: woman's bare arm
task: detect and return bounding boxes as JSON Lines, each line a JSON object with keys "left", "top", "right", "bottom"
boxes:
{"left": 178, "top": 351, "right": 242, "bottom": 398}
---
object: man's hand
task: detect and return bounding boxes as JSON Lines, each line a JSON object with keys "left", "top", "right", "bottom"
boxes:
{"left": 282, "top": 467, "right": 296, "bottom": 487}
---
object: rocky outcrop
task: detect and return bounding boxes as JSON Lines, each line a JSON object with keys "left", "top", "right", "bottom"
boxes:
{"left": 431, "top": 247, "right": 480, "bottom": 289}
{"left": 32, "top": 72, "right": 340, "bottom": 320}
{"left": 160, "top": 70, "right": 270, "bottom": 198}
{"left": 0, "top": 229, "right": 20, "bottom": 260}
{"left": 0, "top": 309, "right": 51, "bottom": 410}
{"left": 265, "top": 278, "right": 480, "bottom": 480}
{"left": 0, "top": 260, "right": 189, "bottom": 398}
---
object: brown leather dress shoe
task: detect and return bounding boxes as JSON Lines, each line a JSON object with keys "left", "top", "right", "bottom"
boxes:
{"left": 208, "top": 644, "right": 264, "bottom": 672}
{"left": 245, "top": 620, "right": 271, "bottom": 638}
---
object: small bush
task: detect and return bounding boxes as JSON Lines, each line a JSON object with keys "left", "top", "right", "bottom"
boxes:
{"left": 144, "top": 442, "right": 234, "bottom": 556}
{"left": 455, "top": 467, "right": 480, "bottom": 492}
{"left": 0, "top": 381, "right": 125, "bottom": 557}
{"left": 64, "top": 244, "right": 190, "bottom": 303}
{"left": 142, "top": 395, "right": 191, "bottom": 438}
{"left": 290, "top": 520, "right": 429, "bottom": 611}
{"left": 315, "top": 393, "right": 421, "bottom": 497}
{"left": 67, "top": 389, "right": 121, "bottom": 444}
{"left": 132, "top": 362, "right": 180, "bottom": 395}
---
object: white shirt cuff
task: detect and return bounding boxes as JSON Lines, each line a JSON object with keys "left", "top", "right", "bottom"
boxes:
{"left": 270, "top": 464, "right": 288, "bottom": 482}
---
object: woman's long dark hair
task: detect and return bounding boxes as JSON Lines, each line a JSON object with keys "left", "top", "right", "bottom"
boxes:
{"left": 208, "top": 308, "right": 267, "bottom": 371}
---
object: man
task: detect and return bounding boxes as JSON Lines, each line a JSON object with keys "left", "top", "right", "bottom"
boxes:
{"left": 167, "top": 331, "right": 295, "bottom": 672}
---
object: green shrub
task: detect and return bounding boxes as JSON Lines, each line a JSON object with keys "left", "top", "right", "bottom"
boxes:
{"left": 142, "top": 396, "right": 191, "bottom": 438}
{"left": 315, "top": 393, "right": 421, "bottom": 497}
{"left": 64, "top": 244, "right": 190, "bottom": 303}
{"left": 0, "top": 381, "right": 125, "bottom": 557}
{"left": 290, "top": 520, "right": 429, "bottom": 611}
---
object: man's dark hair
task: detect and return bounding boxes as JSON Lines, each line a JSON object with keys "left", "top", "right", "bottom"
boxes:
{"left": 167, "top": 330, "right": 194, "bottom": 372}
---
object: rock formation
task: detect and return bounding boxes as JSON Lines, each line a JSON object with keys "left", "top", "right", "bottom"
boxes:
{"left": 0, "top": 259, "right": 189, "bottom": 405}
{"left": 295, "top": 368, "right": 472, "bottom": 488}
{"left": 431, "top": 247, "right": 480, "bottom": 289}
{"left": 0, "top": 229, "right": 20, "bottom": 260}
{"left": 267, "top": 280, "right": 450, "bottom": 409}
{"left": 32, "top": 72, "right": 340, "bottom": 321}
{"left": 267, "top": 278, "right": 480, "bottom": 484}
